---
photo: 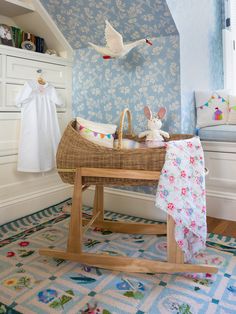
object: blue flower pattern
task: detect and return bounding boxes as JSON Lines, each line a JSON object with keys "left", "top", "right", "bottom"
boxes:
{"left": 40, "top": 0, "right": 178, "bottom": 49}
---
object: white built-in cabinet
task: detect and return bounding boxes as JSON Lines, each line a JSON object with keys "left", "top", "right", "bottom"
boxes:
{"left": 202, "top": 141, "right": 236, "bottom": 221}
{"left": 0, "top": 0, "right": 73, "bottom": 224}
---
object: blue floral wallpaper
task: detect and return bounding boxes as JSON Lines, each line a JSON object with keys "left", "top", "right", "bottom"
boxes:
{"left": 73, "top": 35, "right": 181, "bottom": 135}
{"left": 40, "top": 0, "right": 181, "bottom": 133}
{"left": 40, "top": 0, "right": 178, "bottom": 49}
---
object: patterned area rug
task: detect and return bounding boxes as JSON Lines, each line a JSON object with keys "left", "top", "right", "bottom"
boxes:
{"left": 0, "top": 199, "right": 236, "bottom": 314}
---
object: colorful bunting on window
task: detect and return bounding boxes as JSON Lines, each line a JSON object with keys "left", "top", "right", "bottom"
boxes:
{"left": 78, "top": 124, "right": 115, "bottom": 139}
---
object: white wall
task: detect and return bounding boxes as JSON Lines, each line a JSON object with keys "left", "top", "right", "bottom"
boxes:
{"left": 167, "top": 0, "right": 224, "bottom": 132}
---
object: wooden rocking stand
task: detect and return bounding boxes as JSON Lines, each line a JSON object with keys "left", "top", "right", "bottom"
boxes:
{"left": 39, "top": 167, "right": 218, "bottom": 274}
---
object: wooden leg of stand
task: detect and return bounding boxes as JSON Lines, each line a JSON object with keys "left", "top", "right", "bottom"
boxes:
{"left": 67, "top": 168, "right": 83, "bottom": 253}
{"left": 167, "top": 215, "right": 184, "bottom": 263}
{"left": 39, "top": 249, "right": 218, "bottom": 274}
{"left": 93, "top": 185, "right": 104, "bottom": 222}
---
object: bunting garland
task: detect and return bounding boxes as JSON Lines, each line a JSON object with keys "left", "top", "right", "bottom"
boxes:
{"left": 199, "top": 93, "right": 229, "bottom": 110}
{"left": 78, "top": 124, "right": 115, "bottom": 139}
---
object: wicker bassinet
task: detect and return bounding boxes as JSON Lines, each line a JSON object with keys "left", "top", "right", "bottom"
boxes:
{"left": 57, "top": 109, "right": 193, "bottom": 186}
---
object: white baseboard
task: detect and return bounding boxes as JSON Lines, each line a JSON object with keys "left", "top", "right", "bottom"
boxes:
{"left": 206, "top": 190, "right": 236, "bottom": 221}
{"left": 0, "top": 183, "right": 73, "bottom": 225}
{"left": 83, "top": 187, "right": 236, "bottom": 222}
{"left": 2, "top": 183, "right": 235, "bottom": 225}
{"left": 83, "top": 187, "right": 167, "bottom": 221}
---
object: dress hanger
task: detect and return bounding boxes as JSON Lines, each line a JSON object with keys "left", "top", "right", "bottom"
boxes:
{"left": 36, "top": 69, "right": 46, "bottom": 85}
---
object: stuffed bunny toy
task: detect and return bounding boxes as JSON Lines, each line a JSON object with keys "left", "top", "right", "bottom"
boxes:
{"left": 138, "top": 106, "right": 170, "bottom": 147}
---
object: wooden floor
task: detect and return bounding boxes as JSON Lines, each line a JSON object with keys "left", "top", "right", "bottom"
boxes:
{"left": 207, "top": 216, "right": 236, "bottom": 237}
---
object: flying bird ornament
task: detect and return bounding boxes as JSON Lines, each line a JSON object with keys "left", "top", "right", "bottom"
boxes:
{"left": 88, "top": 20, "right": 153, "bottom": 59}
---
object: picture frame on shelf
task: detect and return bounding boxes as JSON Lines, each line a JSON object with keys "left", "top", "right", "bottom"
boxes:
{"left": 0, "top": 24, "right": 14, "bottom": 47}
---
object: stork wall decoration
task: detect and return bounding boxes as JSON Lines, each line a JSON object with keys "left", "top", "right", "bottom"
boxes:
{"left": 88, "top": 20, "right": 153, "bottom": 59}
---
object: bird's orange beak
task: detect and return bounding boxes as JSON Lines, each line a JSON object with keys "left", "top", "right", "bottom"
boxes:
{"left": 146, "top": 39, "right": 153, "bottom": 45}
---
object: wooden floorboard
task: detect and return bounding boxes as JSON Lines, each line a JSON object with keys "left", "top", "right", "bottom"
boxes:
{"left": 207, "top": 216, "right": 236, "bottom": 237}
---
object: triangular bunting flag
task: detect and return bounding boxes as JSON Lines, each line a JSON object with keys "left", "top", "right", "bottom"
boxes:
{"left": 100, "top": 134, "right": 105, "bottom": 139}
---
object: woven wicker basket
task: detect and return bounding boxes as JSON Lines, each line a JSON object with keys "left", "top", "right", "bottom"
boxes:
{"left": 57, "top": 109, "right": 193, "bottom": 186}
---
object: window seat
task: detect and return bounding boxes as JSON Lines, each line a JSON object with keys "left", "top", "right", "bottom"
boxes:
{"left": 198, "top": 125, "right": 236, "bottom": 142}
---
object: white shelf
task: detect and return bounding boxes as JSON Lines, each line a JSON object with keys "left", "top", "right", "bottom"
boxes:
{"left": 0, "top": 0, "right": 34, "bottom": 17}
{"left": 0, "top": 0, "right": 73, "bottom": 58}
{"left": 0, "top": 44, "right": 73, "bottom": 65}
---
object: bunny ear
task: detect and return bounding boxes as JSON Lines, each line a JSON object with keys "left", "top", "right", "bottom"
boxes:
{"left": 157, "top": 107, "right": 167, "bottom": 119}
{"left": 144, "top": 106, "right": 152, "bottom": 120}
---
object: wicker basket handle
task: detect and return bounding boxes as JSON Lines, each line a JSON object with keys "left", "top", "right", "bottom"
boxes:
{"left": 118, "top": 108, "right": 133, "bottom": 149}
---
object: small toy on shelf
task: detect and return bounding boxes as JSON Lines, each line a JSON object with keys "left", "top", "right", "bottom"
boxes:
{"left": 138, "top": 106, "right": 170, "bottom": 147}
{"left": 45, "top": 49, "right": 57, "bottom": 56}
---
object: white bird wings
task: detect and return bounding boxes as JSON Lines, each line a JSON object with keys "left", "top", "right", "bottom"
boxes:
{"left": 88, "top": 42, "right": 111, "bottom": 55}
{"left": 105, "top": 20, "right": 124, "bottom": 54}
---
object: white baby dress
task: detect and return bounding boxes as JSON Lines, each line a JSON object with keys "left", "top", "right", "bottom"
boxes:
{"left": 16, "top": 80, "right": 63, "bottom": 172}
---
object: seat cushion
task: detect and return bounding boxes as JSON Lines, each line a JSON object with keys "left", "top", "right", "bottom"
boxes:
{"left": 228, "top": 95, "right": 236, "bottom": 124}
{"left": 198, "top": 125, "right": 236, "bottom": 142}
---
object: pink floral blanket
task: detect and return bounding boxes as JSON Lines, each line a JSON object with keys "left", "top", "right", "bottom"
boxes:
{"left": 156, "top": 137, "right": 206, "bottom": 261}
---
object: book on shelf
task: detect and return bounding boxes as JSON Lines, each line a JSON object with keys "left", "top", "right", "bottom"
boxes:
{"left": 11, "top": 27, "right": 22, "bottom": 48}
{"left": 35, "top": 36, "right": 44, "bottom": 53}
{"left": 1, "top": 24, "right": 45, "bottom": 53}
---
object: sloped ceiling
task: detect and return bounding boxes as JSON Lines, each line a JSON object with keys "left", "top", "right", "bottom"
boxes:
{"left": 40, "top": 0, "right": 178, "bottom": 49}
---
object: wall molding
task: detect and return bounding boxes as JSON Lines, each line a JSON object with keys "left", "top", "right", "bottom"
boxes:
{"left": 83, "top": 186, "right": 236, "bottom": 222}
{"left": 0, "top": 182, "right": 73, "bottom": 225}
{"left": 83, "top": 186, "right": 166, "bottom": 222}
{"left": 2, "top": 184, "right": 235, "bottom": 225}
